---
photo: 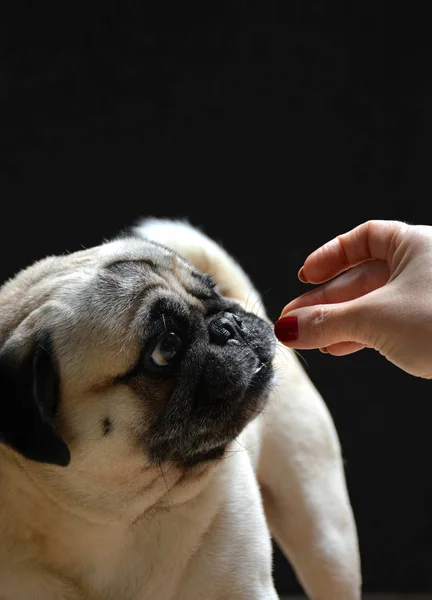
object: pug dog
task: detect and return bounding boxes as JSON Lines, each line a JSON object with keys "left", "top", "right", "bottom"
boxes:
{"left": 0, "top": 218, "right": 361, "bottom": 600}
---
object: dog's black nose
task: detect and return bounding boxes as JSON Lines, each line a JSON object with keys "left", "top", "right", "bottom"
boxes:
{"left": 209, "top": 312, "right": 243, "bottom": 346}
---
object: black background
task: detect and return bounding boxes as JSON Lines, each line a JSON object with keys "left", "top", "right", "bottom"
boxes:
{"left": 2, "top": 2, "right": 432, "bottom": 595}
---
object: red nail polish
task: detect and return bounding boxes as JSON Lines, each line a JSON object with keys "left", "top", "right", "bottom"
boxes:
{"left": 274, "top": 316, "right": 298, "bottom": 342}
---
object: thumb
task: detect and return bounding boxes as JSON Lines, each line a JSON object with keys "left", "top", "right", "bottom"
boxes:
{"left": 274, "top": 298, "right": 371, "bottom": 350}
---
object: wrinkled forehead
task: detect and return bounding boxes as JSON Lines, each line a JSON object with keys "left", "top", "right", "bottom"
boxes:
{"left": 96, "top": 236, "right": 214, "bottom": 302}
{"left": 75, "top": 236, "right": 217, "bottom": 332}
{"left": 54, "top": 237, "right": 219, "bottom": 381}
{"left": 98, "top": 236, "right": 186, "bottom": 270}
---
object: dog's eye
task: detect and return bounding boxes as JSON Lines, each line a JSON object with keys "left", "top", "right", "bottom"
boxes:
{"left": 150, "top": 331, "right": 183, "bottom": 367}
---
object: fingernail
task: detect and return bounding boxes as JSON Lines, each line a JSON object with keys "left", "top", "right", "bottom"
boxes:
{"left": 298, "top": 267, "right": 308, "bottom": 283}
{"left": 274, "top": 316, "right": 298, "bottom": 342}
{"left": 319, "top": 347, "right": 328, "bottom": 354}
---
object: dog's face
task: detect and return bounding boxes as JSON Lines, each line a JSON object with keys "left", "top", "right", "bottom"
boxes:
{"left": 0, "top": 236, "right": 275, "bottom": 479}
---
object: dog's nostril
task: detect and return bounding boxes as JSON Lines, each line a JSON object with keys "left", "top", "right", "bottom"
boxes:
{"left": 232, "top": 315, "right": 243, "bottom": 329}
{"left": 209, "top": 323, "right": 235, "bottom": 345}
{"left": 209, "top": 313, "right": 241, "bottom": 346}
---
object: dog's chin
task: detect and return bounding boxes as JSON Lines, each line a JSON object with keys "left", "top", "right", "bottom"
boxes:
{"left": 145, "top": 360, "right": 274, "bottom": 468}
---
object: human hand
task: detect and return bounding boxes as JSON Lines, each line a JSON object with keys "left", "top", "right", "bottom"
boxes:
{"left": 274, "top": 220, "right": 432, "bottom": 379}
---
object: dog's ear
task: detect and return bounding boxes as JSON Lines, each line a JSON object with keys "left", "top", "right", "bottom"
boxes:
{"left": 0, "top": 333, "right": 70, "bottom": 466}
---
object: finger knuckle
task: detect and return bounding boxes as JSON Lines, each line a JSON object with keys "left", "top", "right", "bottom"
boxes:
{"left": 310, "top": 305, "right": 332, "bottom": 333}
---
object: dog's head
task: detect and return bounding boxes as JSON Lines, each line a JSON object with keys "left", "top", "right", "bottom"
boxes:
{"left": 0, "top": 234, "right": 275, "bottom": 475}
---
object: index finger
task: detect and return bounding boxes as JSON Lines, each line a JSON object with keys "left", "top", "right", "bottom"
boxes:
{"left": 282, "top": 258, "right": 389, "bottom": 316}
{"left": 299, "top": 219, "right": 407, "bottom": 284}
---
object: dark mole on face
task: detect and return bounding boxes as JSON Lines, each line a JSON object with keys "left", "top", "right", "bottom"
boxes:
{"left": 103, "top": 417, "right": 113, "bottom": 436}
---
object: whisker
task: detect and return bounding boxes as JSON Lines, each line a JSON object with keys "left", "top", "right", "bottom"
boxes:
{"left": 273, "top": 341, "right": 309, "bottom": 371}
{"left": 233, "top": 438, "right": 249, "bottom": 451}
{"left": 234, "top": 437, "right": 260, "bottom": 454}
{"left": 249, "top": 291, "right": 266, "bottom": 317}
{"left": 292, "top": 348, "right": 309, "bottom": 369}
{"left": 244, "top": 287, "right": 254, "bottom": 314}
{"left": 220, "top": 447, "right": 244, "bottom": 460}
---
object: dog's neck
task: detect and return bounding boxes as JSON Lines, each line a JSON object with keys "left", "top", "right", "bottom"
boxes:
{"left": 0, "top": 443, "right": 220, "bottom": 521}
{"left": 0, "top": 443, "right": 225, "bottom": 597}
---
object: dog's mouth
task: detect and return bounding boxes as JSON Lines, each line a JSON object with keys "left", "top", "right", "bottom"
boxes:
{"left": 144, "top": 350, "right": 274, "bottom": 467}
